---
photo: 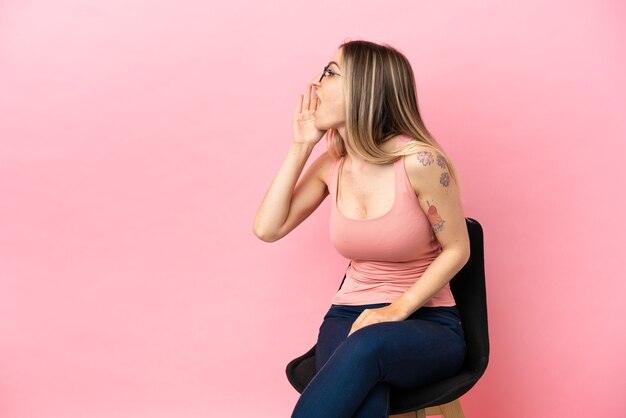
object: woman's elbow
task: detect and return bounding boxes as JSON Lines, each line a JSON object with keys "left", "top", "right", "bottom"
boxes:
{"left": 252, "top": 225, "right": 280, "bottom": 243}
{"left": 459, "top": 242, "right": 471, "bottom": 266}
{"left": 456, "top": 240, "right": 471, "bottom": 264}
{"left": 443, "top": 245, "right": 470, "bottom": 266}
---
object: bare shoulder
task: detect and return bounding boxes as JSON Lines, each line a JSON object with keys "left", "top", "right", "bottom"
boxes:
{"left": 402, "top": 144, "right": 455, "bottom": 195}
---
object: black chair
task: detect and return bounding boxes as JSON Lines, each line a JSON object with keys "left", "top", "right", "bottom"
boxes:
{"left": 286, "top": 217, "right": 489, "bottom": 417}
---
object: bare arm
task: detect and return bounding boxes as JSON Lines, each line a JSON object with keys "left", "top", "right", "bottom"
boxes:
{"left": 253, "top": 81, "right": 329, "bottom": 242}
{"left": 253, "top": 142, "right": 330, "bottom": 242}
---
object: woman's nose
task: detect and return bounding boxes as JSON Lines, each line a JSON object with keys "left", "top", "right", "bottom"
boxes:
{"left": 311, "top": 73, "right": 322, "bottom": 87}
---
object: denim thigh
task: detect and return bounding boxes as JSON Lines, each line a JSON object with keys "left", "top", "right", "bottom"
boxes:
{"left": 315, "top": 302, "right": 465, "bottom": 374}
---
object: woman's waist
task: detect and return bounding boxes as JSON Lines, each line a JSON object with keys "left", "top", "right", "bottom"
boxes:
{"left": 347, "top": 260, "right": 436, "bottom": 283}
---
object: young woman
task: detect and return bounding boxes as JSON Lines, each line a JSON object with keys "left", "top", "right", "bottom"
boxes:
{"left": 254, "top": 40, "right": 470, "bottom": 418}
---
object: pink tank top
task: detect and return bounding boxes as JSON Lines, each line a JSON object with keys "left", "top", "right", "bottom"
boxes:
{"left": 328, "top": 138, "right": 456, "bottom": 307}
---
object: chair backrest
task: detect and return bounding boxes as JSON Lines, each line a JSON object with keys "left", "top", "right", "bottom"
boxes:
{"left": 449, "top": 217, "right": 489, "bottom": 377}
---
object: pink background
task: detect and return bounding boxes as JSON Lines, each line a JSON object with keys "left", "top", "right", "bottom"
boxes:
{"left": 1, "top": 1, "right": 625, "bottom": 417}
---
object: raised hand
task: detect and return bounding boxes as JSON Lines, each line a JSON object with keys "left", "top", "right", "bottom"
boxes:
{"left": 292, "top": 83, "right": 326, "bottom": 145}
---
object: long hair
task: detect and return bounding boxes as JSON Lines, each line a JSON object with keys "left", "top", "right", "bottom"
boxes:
{"left": 325, "top": 39, "right": 462, "bottom": 191}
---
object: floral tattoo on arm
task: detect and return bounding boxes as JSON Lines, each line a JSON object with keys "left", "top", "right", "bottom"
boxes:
{"left": 436, "top": 154, "right": 447, "bottom": 169}
{"left": 436, "top": 155, "right": 450, "bottom": 186}
{"left": 426, "top": 200, "right": 446, "bottom": 233}
{"left": 416, "top": 151, "right": 451, "bottom": 188}
{"left": 440, "top": 172, "right": 450, "bottom": 187}
{"left": 416, "top": 151, "right": 434, "bottom": 166}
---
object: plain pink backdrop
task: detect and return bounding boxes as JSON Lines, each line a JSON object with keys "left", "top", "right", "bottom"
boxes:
{"left": 1, "top": 1, "right": 625, "bottom": 417}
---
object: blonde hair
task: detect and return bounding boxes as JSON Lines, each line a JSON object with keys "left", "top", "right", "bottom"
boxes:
{"left": 325, "top": 39, "right": 462, "bottom": 193}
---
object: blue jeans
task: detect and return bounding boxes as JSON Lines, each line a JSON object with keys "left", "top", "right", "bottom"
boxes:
{"left": 291, "top": 302, "right": 466, "bottom": 418}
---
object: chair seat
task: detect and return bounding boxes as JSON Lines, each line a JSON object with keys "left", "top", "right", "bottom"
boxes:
{"left": 388, "top": 370, "right": 481, "bottom": 412}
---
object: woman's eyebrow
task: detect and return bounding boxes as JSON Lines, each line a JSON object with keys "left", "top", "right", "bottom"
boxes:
{"left": 328, "top": 61, "right": 341, "bottom": 69}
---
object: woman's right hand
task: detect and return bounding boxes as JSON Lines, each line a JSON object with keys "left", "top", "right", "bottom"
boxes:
{"left": 292, "top": 83, "right": 326, "bottom": 145}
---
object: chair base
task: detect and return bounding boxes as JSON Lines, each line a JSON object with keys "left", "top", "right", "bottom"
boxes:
{"left": 389, "top": 399, "right": 465, "bottom": 418}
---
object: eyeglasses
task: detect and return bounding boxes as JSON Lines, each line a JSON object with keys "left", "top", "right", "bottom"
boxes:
{"left": 319, "top": 64, "right": 342, "bottom": 83}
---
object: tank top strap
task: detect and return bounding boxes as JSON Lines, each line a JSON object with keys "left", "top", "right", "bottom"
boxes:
{"left": 394, "top": 154, "right": 415, "bottom": 195}
{"left": 329, "top": 156, "right": 342, "bottom": 197}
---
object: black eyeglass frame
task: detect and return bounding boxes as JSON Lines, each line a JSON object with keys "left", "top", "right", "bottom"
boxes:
{"left": 319, "top": 64, "right": 342, "bottom": 83}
